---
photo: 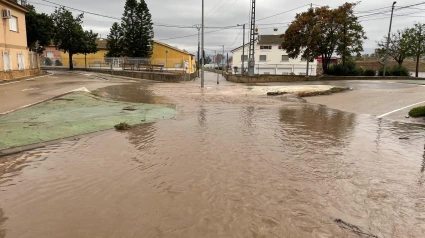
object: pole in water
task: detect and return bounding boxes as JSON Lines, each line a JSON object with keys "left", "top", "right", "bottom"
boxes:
{"left": 201, "top": 0, "right": 205, "bottom": 88}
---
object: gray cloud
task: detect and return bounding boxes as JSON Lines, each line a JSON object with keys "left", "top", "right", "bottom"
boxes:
{"left": 30, "top": 0, "right": 425, "bottom": 55}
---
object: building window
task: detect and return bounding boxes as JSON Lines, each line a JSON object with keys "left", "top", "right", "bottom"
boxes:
{"left": 46, "top": 51, "right": 54, "bottom": 58}
{"left": 9, "top": 16, "right": 18, "bottom": 32}
{"left": 3, "top": 52, "right": 12, "bottom": 71}
{"left": 17, "top": 53, "right": 25, "bottom": 71}
{"left": 281, "top": 55, "right": 289, "bottom": 62}
{"left": 240, "top": 55, "right": 248, "bottom": 61}
{"left": 259, "top": 55, "right": 267, "bottom": 62}
{"left": 260, "top": 46, "right": 272, "bottom": 50}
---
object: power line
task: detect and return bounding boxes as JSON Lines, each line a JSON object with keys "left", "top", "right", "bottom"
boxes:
{"left": 205, "top": 0, "right": 227, "bottom": 20}
{"left": 208, "top": 0, "right": 241, "bottom": 22}
{"left": 31, "top": 1, "right": 236, "bottom": 30}
{"left": 227, "top": 28, "right": 243, "bottom": 49}
{"left": 256, "top": 4, "right": 310, "bottom": 22}
{"left": 157, "top": 26, "right": 240, "bottom": 41}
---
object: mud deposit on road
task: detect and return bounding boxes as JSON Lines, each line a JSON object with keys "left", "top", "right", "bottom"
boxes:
{"left": 1, "top": 77, "right": 425, "bottom": 238}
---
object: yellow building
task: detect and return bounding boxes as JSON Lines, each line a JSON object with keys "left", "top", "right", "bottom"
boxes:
{"left": 61, "top": 40, "right": 196, "bottom": 73}
{"left": 0, "top": 0, "right": 39, "bottom": 80}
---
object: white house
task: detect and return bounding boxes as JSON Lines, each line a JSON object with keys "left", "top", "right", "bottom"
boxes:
{"left": 231, "top": 30, "right": 317, "bottom": 76}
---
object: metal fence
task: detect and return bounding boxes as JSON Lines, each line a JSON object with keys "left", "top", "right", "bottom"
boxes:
{"left": 232, "top": 63, "right": 318, "bottom": 76}
{"left": 40, "top": 56, "right": 63, "bottom": 67}
{"left": 41, "top": 56, "right": 192, "bottom": 73}
{"left": 29, "top": 52, "right": 39, "bottom": 69}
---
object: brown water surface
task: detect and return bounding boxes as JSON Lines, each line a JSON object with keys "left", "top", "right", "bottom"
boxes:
{"left": 1, "top": 75, "right": 425, "bottom": 238}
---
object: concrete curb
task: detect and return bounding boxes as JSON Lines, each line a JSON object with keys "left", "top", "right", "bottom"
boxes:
{"left": 0, "top": 71, "right": 50, "bottom": 85}
{"left": 0, "top": 129, "right": 111, "bottom": 158}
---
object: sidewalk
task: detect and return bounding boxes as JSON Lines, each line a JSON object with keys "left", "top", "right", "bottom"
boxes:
{"left": 0, "top": 92, "right": 176, "bottom": 151}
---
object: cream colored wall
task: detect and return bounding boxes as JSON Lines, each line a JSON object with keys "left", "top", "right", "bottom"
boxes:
{"left": 0, "top": 47, "right": 32, "bottom": 71}
{"left": 232, "top": 43, "right": 317, "bottom": 75}
{"left": 0, "top": 2, "right": 28, "bottom": 48}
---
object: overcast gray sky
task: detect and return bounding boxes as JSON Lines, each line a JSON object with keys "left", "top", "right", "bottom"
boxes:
{"left": 30, "top": 0, "right": 425, "bottom": 56}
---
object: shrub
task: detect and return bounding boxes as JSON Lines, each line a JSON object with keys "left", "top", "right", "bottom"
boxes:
{"left": 378, "top": 66, "right": 410, "bottom": 76}
{"left": 45, "top": 58, "right": 52, "bottom": 66}
{"left": 327, "top": 61, "right": 363, "bottom": 76}
{"left": 390, "top": 66, "right": 410, "bottom": 76}
{"left": 114, "top": 122, "right": 131, "bottom": 130}
{"left": 55, "top": 60, "right": 63, "bottom": 66}
{"left": 364, "top": 69, "right": 376, "bottom": 76}
{"left": 409, "top": 106, "right": 425, "bottom": 117}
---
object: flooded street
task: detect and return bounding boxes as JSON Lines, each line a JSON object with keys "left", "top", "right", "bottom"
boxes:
{"left": 1, "top": 72, "right": 425, "bottom": 237}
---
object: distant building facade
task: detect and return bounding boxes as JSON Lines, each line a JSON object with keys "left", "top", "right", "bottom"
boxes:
{"left": 231, "top": 30, "right": 317, "bottom": 76}
{"left": 50, "top": 39, "right": 196, "bottom": 74}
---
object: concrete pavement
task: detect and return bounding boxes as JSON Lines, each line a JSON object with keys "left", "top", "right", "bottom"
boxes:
{"left": 0, "top": 71, "right": 133, "bottom": 114}
{"left": 303, "top": 80, "right": 425, "bottom": 123}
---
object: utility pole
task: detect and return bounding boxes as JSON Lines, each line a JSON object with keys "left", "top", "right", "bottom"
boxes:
{"left": 226, "top": 52, "right": 229, "bottom": 72}
{"left": 201, "top": 0, "right": 205, "bottom": 88}
{"left": 215, "top": 50, "right": 219, "bottom": 84}
{"left": 306, "top": 3, "right": 313, "bottom": 77}
{"left": 383, "top": 1, "right": 397, "bottom": 77}
{"left": 219, "top": 44, "right": 224, "bottom": 73}
{"left": 237, "top": 24, "right": 246, "bottom": 75}
{"left": 248, "top": 0, "right": 257, "bottom": 77}
{"left": 195, "top": 25, "right": 201, "bottom": 78}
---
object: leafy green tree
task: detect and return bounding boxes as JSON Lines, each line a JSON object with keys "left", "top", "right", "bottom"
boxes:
{"left": 106, "top": 22, "right": 123, "bottom": 57}
{"left": 80, "top": 30, "right": 99, "bottom": 68}
{"left": 404, "top": 23, "right": 425, "bottom": 77}
{"left": 121, "top": 0, "right": 154, "bottom": 57}
{"left": 51, "top": 7, "right": 85, "bottom": 70}
{"left": 204, "top": 56, "right": 212, "bottom": 65}
{"left": 25, "top": 4, "right": 54, "bottom": 53}
{"left": 282, "top": 2, "right": 366, "bottom": 74}
{"left": 375, "top": 29, "right": 410, "bottom": 67}
{"left": 336, "top": 3, "right": 366, "bottom": 66}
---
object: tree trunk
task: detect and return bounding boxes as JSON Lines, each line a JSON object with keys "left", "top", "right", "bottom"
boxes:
{"left": 322, "top": 61, "right": 328, "bottom": 74}
{"left": 416, "top": 54, "right": 420, "bottom": 78}
{"left": 69, "top": 52, "right": 74, "bottom": 70}
{"left": 342, "top": 24, "right": 347, "bottom": 66}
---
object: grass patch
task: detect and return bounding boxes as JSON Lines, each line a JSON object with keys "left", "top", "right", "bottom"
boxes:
{"left": 409, "top": 106, "right": 425, "bottom": 117}
{"left": 114, "top": 122, "right": 132, "bottom": 131}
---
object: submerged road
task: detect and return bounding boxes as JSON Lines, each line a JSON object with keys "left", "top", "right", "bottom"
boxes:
{"left": 0, "top": 71, "right": 424, "bottom": 238}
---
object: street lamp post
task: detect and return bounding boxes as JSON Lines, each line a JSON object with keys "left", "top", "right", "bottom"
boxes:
{"left": 219, "top": 44, "right": 224, "bottom": 71}
{"left": 165, "top": 50, "right": 168, "bottom": 71}
{"left": 237, "top": 24, "right": 246, "bottom": 75}
{"left": 201, "top": 0, "right": 205, "bottom": 88}
{"left": 383, "top": 1, "right": 397, "bottom": 77}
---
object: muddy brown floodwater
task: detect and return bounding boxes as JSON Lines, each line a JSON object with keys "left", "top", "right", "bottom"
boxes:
{"left": 1, "top": 74, "right": 425, "bottom": 238}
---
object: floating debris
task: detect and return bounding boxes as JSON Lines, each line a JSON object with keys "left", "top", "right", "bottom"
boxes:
{"left": 267, "top": 91, "right": 287, "bottom": 96}
{"left": 123, "top": 106, "right": 137, "bottom": 111}
{"left": 334, "top": 219, "right": 378, "bottom": 238}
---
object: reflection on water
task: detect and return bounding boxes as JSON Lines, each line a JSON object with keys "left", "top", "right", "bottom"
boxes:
{"left": 279, "top": 104, "right": 356, "bottom": 142}
{"left": 0, "top": 101, "right": 425, "bottom": 237}
{"left": 93, "top": 83, "right": 165, "bottom": 104}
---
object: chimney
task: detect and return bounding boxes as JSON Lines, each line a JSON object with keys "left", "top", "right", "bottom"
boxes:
{"left": 273, "top": 28, "right": 278, "bottom": 35}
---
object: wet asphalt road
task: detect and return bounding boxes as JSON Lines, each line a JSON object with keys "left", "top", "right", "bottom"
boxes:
{"left": 0, "top": 71, "right": 130, "bottom": 114}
